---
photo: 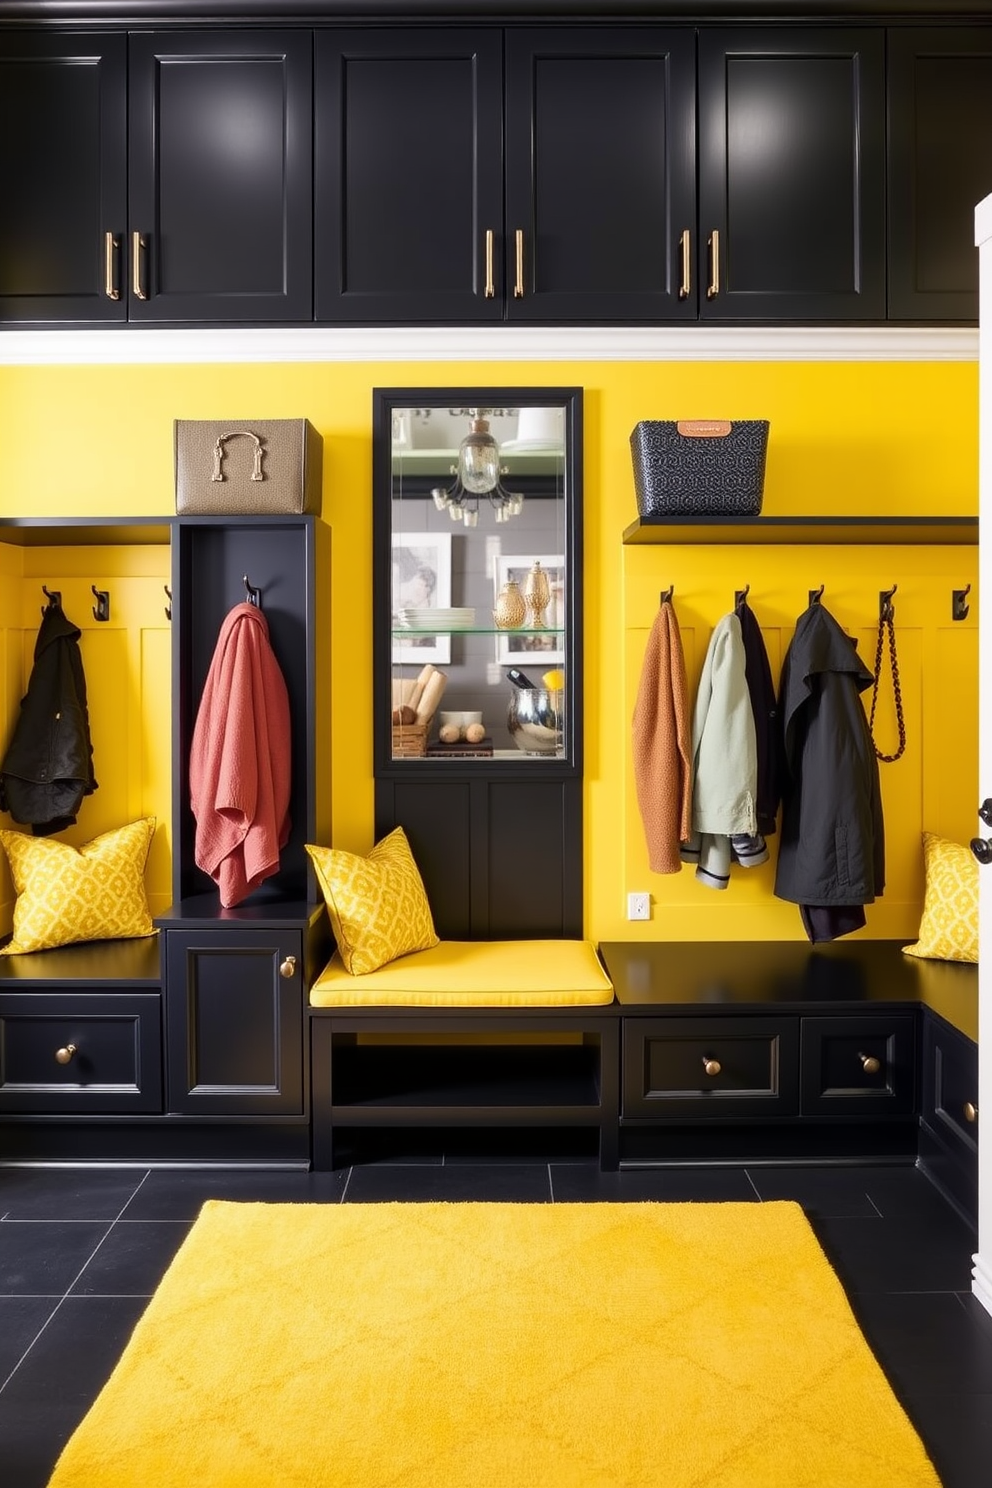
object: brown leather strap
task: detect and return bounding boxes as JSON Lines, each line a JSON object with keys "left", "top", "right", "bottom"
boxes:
{"left": 869, "top": 612, "right": 906, "bottom": 763}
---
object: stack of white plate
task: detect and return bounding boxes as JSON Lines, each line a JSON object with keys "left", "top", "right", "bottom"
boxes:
{"left": 396, "top": 607, "right": 475, "bottom": 630}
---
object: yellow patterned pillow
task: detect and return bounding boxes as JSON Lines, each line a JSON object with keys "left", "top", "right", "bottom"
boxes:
{"left": 0, "top": 819, "right": 157, "bottom": 956}
{"left": 306, "top": 827, "right": 438, "bottom": 976}
{"left": 903, "top": 831, "right": 979, "bottom": 964}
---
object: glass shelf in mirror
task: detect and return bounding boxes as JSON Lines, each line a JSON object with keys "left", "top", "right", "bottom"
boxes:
{"left": 374, "top": 388, "right": 581, "bottom": 767}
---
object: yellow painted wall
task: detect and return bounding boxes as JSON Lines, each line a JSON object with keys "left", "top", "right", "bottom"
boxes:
{"left": 0, "top": 546, "right": 173, "bottom": 923}
{"left": 0, "top": 357, "right": 979, "bottom": 943}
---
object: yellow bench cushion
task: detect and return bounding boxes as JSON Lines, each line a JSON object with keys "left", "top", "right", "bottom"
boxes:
{"left": 309, "top": 939, "right": 614, "bottom": 1008}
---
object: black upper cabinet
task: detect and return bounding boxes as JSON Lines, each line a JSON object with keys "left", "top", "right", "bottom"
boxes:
{"left": 0, "top": 32, "right": 127, "bottom": 323}
{"left": 315, "top": 27, "right": 694, "bottom": 324}
{"left": 315, "top": 30, "right": 503, "bottom": 323}
{"left": 317, "top": 24, "right": 886, "bottom": 325}
{"left": 128, "top": 32, "right": 312, "bottom": 323}
{"left": 697, "top": 28, "right": 886, "bottom": 322}
{"left": 2, "top": 19, "right": 986, "bottom": 329}
{"left": 503, "top": 28, "right": 696, "bottom": 323}
{"left": 887, "top": 27, "right": 992, "bottom": 323}
{"left": 0, "top": 29, "right": 312, "bottom": 325}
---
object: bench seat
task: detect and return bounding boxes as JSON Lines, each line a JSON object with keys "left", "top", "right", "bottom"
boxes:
{"left": 309, "top": 938, "right": 614, "bottom": 1008}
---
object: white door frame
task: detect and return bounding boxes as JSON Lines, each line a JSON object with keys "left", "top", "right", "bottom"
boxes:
{"left": 974, "top": 190, "right": 992, "bottom": 1317}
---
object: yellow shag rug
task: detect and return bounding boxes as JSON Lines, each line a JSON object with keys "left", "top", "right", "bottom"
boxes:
{"left": 48, "top": 1200, "right": 940, "bottom": 1488}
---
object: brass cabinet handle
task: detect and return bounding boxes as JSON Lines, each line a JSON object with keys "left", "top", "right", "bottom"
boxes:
{"left": 678, "top": 228, "right": 691, "bottom": 300}
{"left": 55, "top": 1043, "right": 78, "bottom": 1066}
{"left": 484, "top": 229, "right": 495, "bottom": 299}
{"left": 707, "top": 229, "right": 720, "bottom": 299}
{"left": 279, "top": 955, "right": 297, "bottom": 980}
{"left": 131, "top": 231, "right": 147, "bottom": 300}
{"left": 964, "top": 1101, "right": 978, "bottom": 1124}
{"left": 104, "top": 232, "right": 120, "bottom": 300}
{"left": 859, "top": 1052, "right": 881, "bottom": 1075}
{"left": 514, "top": 229, "right": 524, "bottom": 298}
{"left": 702, "top": 1056, "right": 721, "bottom": 1077}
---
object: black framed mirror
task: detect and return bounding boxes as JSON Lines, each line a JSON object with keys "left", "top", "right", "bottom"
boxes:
{"left": 372, "top": 387, "right": 583, "bottom": 776}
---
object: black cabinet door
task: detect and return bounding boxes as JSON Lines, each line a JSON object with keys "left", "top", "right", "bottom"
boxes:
{"left": 376, "top": 777, "right": 583, "bottom": 939}
{"left": 504, "top": 28, "right": 696, "bottom": 323}
{"left": 0, "top": 31, "right": 126, "bottom": 324}
{"left": 697, "top": 28, "right": 885, "bottom": 322}
{"left": 127, "top": 31, "right": 312, "bottom": 323}
{"left": 165, "top": 928, "right": 304, "bottom": 1116}
{"left": 888, "top": 27, "right": 992, "bottom": 323}
{"left": 314, "top": 30, "right": 503, "bottom": 323}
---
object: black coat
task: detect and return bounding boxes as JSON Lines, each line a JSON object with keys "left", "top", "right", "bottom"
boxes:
{"left": 0, "top": 603, "right": 97, "bottom": 834}
{"left": 773, "top": 601, "right": 884, "bottom": 926}
{"left": 735, "top": 594, "right": 782, "bottom": 836}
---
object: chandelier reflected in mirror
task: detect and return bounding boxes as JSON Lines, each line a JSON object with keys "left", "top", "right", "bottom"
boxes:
{"left": 431, "top": 409, "right": 525, "bottom": 526}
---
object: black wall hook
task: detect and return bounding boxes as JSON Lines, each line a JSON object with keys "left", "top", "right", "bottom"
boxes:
{"left": 735, "top": 584, "right": 750, "bottom": 608}
{"left": 41, "top": 585, "right": 61, "bottom": 616}
{"left": 91, "top": 585, "right": 110, "bottom": 622}
{"left": 809, "top": 584, "right": 824, "bottom": 606}
{"left": 879, "top": 584, "right": 897, "bottom": 622}
{"left": 952, "top": 584, "right": 972, "bottom": 621}
{"left": 659, "top": 585, "right": 674, "bottom": 605}
{"left": 164, "top": 585, "right": 172, "bottom": 621}
{"left": 243, "top": 574, "right": 262, "bottom": 607}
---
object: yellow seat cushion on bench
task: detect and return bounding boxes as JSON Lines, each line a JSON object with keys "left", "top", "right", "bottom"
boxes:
{"left": 309, "top": 939, "right": 614, "bottom": 1008}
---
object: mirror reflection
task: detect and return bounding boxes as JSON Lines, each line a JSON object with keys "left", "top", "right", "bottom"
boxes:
{"left": 388, "top": 398, "right": 570, "bottom": 761}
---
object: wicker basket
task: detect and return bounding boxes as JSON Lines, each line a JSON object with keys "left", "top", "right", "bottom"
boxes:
{"left": 391, "top": 720, "right": 430, "bottom": 758}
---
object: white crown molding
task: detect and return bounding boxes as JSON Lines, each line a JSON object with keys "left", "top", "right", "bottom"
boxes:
{"left": 0, "top": 325, "right": 978, "bottom": 366}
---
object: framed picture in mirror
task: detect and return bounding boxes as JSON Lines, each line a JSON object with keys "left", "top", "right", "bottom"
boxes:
{"left": 392, "top": 530, "right": 452, "bottom": 665}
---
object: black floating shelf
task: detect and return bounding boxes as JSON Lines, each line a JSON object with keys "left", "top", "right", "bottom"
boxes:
{"left": 622, "top": 515, "right": 978, "bottom": 546}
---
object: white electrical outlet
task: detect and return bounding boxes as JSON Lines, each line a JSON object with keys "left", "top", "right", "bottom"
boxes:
{"left": 627, "top": 891, "right": 651, "bottom": 921}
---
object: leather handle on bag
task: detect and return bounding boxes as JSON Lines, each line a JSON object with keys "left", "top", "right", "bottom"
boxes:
{"left": 676, "top": 420, "right": 732, "bottom": 438}
{"left": 211, "top": 431, "right": 265, "bottom": 483}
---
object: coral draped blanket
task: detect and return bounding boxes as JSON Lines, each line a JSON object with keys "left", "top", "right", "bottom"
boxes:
{"left": 189, "top": 602, "right": 291, "bottom": 907}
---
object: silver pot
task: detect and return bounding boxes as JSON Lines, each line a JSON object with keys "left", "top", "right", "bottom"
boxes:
{"left": 507, "top": 687, "right": 563, "bottom": 755}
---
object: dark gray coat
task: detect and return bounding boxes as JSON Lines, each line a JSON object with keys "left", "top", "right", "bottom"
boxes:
{"left": 773, "top": 601, "right": 884, "bottom": 916}
{"left": 0, "top": 603, "right": 97, "bottom": 834}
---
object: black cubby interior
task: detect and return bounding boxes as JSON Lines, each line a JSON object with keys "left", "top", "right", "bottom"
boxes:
{"left": 172, "top": 516, "right": 320, "bottom": 907}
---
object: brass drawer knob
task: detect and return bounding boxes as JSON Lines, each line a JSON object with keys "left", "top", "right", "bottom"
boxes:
{"left": 279, "top": 955, "right": 297, "bottom": 980}
{"left": 702, "top": 1057, "right": 721, "bottom": 1077}
{"left": 55, "top": 1043, "right": 77, "bottom": 1066}
{"left": 964, "top": 1102, "right": 978, "bottom": 1124}
{"left": 859, "top": 1052, "right": 881, "bottom": 1074}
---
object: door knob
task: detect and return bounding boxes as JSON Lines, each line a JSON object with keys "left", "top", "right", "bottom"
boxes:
{"left": 979, "top": 799, "right": 992, "bottom": 827}
{"left": 701, "top": 1056, "right": 721, "bottom": 1077}
{"left": 55, "top": 1043, "right": 77, "bottom": 1066}
{"left": 279, "top": 955, "right": 297, "bottom": 979}
{"left": 859, "top": 1052, "right": 881, "bottom": 1074}
{"left": 971, "top": 836, "right": 992, "bottom": 865}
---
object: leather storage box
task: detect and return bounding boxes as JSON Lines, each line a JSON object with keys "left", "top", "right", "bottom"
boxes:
{"left": 175, "top": 419, "right": 323, "bottom": 516}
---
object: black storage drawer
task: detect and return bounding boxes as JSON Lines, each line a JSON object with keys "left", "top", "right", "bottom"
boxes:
{"left": 800, "top": 1014, "right": 916, "bottom": 1117}
{"left": 919, "top": 1011, "right": 978, "bottom": 1224}
{"left": 0, "top": 991, "right": 162, "bottom": 1113}
{"left": 922, "top": 1014, "right": 979, "bottom": 1163}
{"left": 622, "top": 1016, "right": 799, "bottom": 1119}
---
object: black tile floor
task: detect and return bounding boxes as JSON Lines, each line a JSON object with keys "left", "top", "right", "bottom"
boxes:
{"left": 1, "top": 1152, "right": 989, "bottom": 1488}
